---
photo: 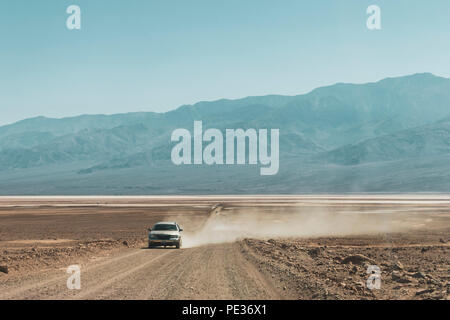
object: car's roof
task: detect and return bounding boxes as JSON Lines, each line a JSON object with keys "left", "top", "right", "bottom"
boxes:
{"left": 154, "top": 221, "right": 177, "bottom": 225}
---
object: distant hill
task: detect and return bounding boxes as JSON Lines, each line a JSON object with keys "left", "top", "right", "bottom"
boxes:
{"left": 323, "top": 119, "right": 450, "bottom": 165}
{"left": 1, "top": 73, "right": 450, "bottom": 194}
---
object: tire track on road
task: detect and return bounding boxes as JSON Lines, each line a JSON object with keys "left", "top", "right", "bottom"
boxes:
{"left": 2, "top": 242, "right": 288, "bottom": 300}
{"left": 67, "top": 250, "right": 174, "bottom": 300}
{"left": 0, "top": 249, "right": 144, "bottom": 299}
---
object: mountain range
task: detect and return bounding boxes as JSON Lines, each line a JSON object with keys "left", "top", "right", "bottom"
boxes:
{"left": 1, "top": 73, "right": 450, "bottom": 194}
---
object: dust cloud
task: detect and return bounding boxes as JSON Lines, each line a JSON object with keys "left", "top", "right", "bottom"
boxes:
{"left": 182, "top": 207, "right": 412, "bottom": 248}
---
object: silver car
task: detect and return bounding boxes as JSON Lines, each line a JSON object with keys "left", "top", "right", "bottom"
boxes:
{"left": 148, "top": 222, "right": 183, "bottom": 249}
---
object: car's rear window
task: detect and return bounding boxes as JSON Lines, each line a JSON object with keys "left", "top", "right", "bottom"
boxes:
{"left": 153, "top": 224, "right": 177, "bottom": 231}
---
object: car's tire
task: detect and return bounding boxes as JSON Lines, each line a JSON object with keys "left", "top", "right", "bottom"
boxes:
{"left": 176, "top": 240, "right": 182, "bottom": 249}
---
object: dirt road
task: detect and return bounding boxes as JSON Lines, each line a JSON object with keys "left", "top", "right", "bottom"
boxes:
{"left": 0, "top": 196, "right": 448, "bottom": 300}
{"left": 0, "top": 242, "right": 287, "bottom": 300}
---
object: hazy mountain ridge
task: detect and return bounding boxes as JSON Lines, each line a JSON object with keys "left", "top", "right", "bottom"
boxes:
{"left": 323, "top": 119, "right": 450, "bottom": 165}
{"left": 1, "top": 73, "right": 450, "bottom": 193}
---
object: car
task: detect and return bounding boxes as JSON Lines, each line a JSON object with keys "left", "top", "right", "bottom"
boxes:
{"left": 148, "top": 221, "right": 183, "bottom": 249}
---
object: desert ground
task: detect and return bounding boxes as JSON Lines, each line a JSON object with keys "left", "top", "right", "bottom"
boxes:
{"left": 0, "top": 196, "right": 448, "bottom": 300}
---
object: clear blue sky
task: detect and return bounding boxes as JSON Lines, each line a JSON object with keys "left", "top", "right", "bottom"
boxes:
{"left": 1, "top": 0, "right": 450, "bottom": 125}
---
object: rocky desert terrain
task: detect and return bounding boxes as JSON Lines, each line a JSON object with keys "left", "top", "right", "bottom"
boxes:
{"left": 0, "top": 196, "right": 448, "bottom": 300}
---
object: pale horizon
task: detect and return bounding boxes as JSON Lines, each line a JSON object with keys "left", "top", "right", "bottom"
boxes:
{"left": 2, "top": 71, "right": 447, "bottom": 127}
